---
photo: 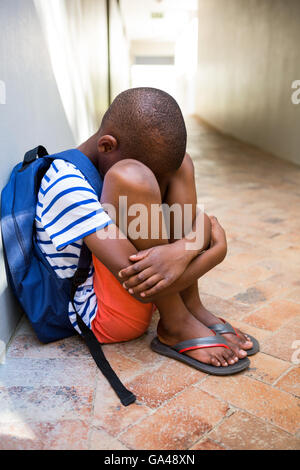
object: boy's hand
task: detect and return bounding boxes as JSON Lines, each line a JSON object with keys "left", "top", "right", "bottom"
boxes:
{"left": 118, "top": 216, "right": 226, "bottom": 298}
{"left": 118, "top": 241, "right": 192, "bottom": 298}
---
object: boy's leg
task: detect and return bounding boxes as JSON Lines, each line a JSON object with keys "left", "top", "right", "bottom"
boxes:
{"left": 100, "top": 159, "right": 238, "bottom": 367}
{"left": 164, "top": 154, "right": 253, "bottom": 357}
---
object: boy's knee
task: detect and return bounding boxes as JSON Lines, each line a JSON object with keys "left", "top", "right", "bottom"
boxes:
{"left": 177, "top": 153, "right": 195, "bottom": 181}
{"left": 104, "top": 159, "right": 160, "bottom": 198}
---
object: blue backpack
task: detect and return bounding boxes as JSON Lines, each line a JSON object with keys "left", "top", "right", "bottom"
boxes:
{"left": 1, "top": 146, "right": 135, "bottom": 406}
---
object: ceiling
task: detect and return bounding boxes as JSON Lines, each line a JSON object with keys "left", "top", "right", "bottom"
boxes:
{"left": 119, "top": 0, "right": 198, "bottom": 42}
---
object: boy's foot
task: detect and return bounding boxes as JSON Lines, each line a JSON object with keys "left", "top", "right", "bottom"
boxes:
{"left": 183, "top": 301, "right": 253, "bottom": 359}
{"left": 157, "top": 315, "right": 239, "bottom": 368}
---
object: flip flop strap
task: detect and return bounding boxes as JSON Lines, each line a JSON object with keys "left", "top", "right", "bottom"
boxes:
{"left": 172, "top": 334, "right": 230, "bottom": 354}
{"left": 210, "top": 320, "right": 238, "bottom": 336}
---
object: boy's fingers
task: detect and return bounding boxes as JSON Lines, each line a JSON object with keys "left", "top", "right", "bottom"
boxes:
{"left": 123, "top": 267, "right": 155, "bottom": 289}
{"left": 128, "top": 274, "right": 163, "bottom": 296}
{"left": 140, "top": 279, "right": 168, "bottom": 297}
{"left": 210, "top": 215, "right": 222, "bottom": 228}
{"left": 129, "top": 249, "right": 150, "bottom": 262}
{"left": 119, "top": 259, "right": 150, "bottom": 279}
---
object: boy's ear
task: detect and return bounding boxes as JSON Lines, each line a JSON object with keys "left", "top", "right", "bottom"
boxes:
{"left": 97, "top": 135, "right": 118, "bottom": 153}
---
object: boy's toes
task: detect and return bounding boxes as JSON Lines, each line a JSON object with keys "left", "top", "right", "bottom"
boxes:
{"left": 238, "top": 337, "right": 253, "bottom": 352}
{"left": 237, "top": 331, "right": 253, "bottom": 350}
{"left": 220, "top": 348, "right": 239, "bottom": 366}
{"left": 211, "top": 356, "right": 221, "bottom": 367}
{"left": 216, "top": 351, "right": 230, "bottom": 367}
{"left": 239, "top": 349, "right": 248, "bottom": 358}
{"left": 228, "top": 349, "right": 239, "bottom": 364}
{"left": 228, "top": 356, "right": 237, "bottom": 365}
{"left": 211, "top": 347, "right": 239, "bottom": 367}
{"left": 236, "top": 347, "right": 247, "bottom": 358}
{"left": 226, "top": 338, "right": 248, "bottom": 359}
{"left": 220, "top": 357, "right": 228, "bottom": 367}
{"left": 243, "top": 337, "right": 253, "bottom": 349}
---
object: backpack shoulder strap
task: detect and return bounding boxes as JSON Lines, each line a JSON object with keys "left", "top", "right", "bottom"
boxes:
{"left": 76, "top": 312, "right": 136, "bottom": 406}
{"left": 51, "top": 149, "right": 103, "bottom": 198}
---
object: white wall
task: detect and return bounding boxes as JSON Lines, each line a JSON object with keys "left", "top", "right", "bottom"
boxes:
{"left": 196, "top": 0, "right": 300, "bottom": 166}
{"left": 34, "top": 0, "right": 109, "bottom": 142}
{"left": 175, "top": 17, "right": 198, "bottom": 115}
{"left": 0, "top": 0, "right": 110, "bottom": 346}
{"left": 0, "top": 0, "right": 77, "bottom": 346}
{"left": 109, "top": 0, "right": 131, "bottom": 100}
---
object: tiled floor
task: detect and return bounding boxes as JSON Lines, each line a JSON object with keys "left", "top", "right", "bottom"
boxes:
{"left": 1, "top": 117, "right": 300, "bottom": 450}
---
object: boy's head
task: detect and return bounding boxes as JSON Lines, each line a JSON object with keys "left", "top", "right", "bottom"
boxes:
{"left": 97, "top": 87, "right": 187, "bottom": 178}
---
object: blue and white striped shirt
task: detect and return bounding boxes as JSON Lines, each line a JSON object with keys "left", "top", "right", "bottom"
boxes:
{"left": 35, "top": 159, "right": 112, "bottom": 331}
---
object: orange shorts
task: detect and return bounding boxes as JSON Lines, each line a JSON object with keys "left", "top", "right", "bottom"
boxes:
{"left": 91, "top": 255, "right": 154, "bottom": 344}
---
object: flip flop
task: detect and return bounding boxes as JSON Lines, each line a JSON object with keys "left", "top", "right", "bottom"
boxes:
{"left": 151, "top": 334, "right": 250, "bottom": 376}
{"left": 209, "top": 318, "right": 260, "bottom": 356}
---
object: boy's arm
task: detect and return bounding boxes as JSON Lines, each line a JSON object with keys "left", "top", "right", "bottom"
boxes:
{"left": 84, "top": 208, "right": 210, "bottom": 300}
{"left": 84, "top": 223, "right": 138, "bottom": 279}
{"left": 118, "top": 216, "right": 227, "bottom": 300}
{"left": 84, "top": 222, "right": 196, "bottom": 303}
{"left": 84, "top": 215, "right": 225, "bottom": 303}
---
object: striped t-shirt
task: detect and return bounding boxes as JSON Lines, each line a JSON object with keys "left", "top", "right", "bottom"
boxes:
{"left": 35, "top": 158, "right": 112, "bottom": 332}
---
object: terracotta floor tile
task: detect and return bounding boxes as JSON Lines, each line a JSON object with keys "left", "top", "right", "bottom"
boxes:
{"left": 0, "top": 420, "right": 89, "bottom": 450}
{"left": 7, "top": 334, "right": 90, "bottom": 359}
{"left": 275, "top": 368, "right": 300, "bottom": 397}
{"left": 268, "top": 247, "right": 300, "bottom": 270}
{"left": 243, "top": 300, "right": 300, "bottom": 331}
{"left": 214, "top": 265, "right": 273, "bottom": 291}
{"left": 92, "top": 376, "right": 152, "bottom": 437}
{"left": 119, "top": 384, "right": 229, "bottom": 450}
{"left": 126, "top": 360, "right": 204, "bottom": 408}
{"left": 89, "top": 428, "right": 128, "bottom": 450}
{"left": 233, "top": 286, "right": 268, "bottom": 306}
{"left": 0, "top": 357, "right": 96, "bottom": 387}
{"left": 0, "top": 385, "right": 93, "bottom": 423}
{"left": 109, "top": 333, "right": 166, "bottom": 367}
{"left": 208, "top": 411, "right": 300, "bottom": 450}
{"left": 199, "top": 277, "right": 242, "bottom": 299}
{"left": 232, "top": 274, "right": 292, "bottom": 306}
{"left": 225, "top": 240, "right": 256, "bottom": 258}
{"left": 100, "top": 347, "right": 145, "bottom": 383}
{"left": 283, "top": 288, "right": 300, "bottom": 304}
{"left": 225, "top": 252, "right": 271, "bottom": 270}
{"left": 189, "top": 438, "right": 226, "bottom": 450}
{"left": 199, "top": 375, "right": 300, "bottom": 433}
{"left": 255, "top": 256, "right": 286, "bottom": 275}
{"left": 262, "top": 232, "right": 300, "bottom": 252}
{"left": 245, "top": 353, "right": 291, "bottom": 385}
{"left": 261, "top": 317, "right": 300, "bottom": 362}
{"left": 199, "top": 293, "right": 252, "bottom": 321}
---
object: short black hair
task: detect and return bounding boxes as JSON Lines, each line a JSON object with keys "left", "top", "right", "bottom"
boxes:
{"left": 100, "top": 87, "right": 187, "bottom": 176}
